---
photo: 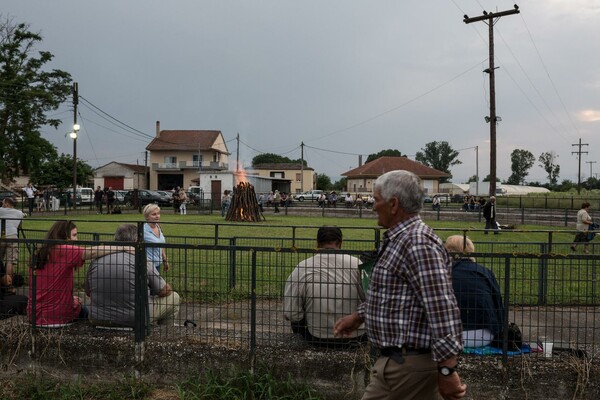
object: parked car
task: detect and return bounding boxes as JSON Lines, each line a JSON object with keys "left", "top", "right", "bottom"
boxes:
{"left": 294, "top": 190, "right": 324, "bottom": 202}
{"left": 77, "top": 187, "right": 94, "bottom": 205}
{"left": 0, "top": 190, "right": 17, "bottom": 202}
{"left": 123, "top": 190, "right": 173, "bottom": 207}
{"left": 114, "top": 190, "right": 127, "bottom": 204}
{"left": 156, "top": 190, "right": 174, "bottom": 201}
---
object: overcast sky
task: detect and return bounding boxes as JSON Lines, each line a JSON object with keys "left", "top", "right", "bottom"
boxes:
{"left": 4, "top": 0, "right": 600, "bottom": 184}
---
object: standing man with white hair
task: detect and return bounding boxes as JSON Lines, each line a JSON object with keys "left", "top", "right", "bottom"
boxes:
{"left": 334, "top": 170, "right": 466, "bottom": 400}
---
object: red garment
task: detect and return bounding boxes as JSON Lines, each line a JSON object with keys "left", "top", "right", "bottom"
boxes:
{"left": 27, "top": 245, "right": 85, "bottom": 325}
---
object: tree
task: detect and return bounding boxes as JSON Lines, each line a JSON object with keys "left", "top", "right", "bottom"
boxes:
{"left": 333, "top": 177, "right": 347, "bottom": 192}
{"left": 538, "top": 151, "right": 560, "bottom": 186}
{"left": 414, "top": 141, "right": 461, "bottom": 183}
{"left": 252, "top": 153, "right": 306, "bottom": 166}
{"left": 506, "top": 149, "right": 535, "bottom": 185}
{"left": 315, "top": 173, "right": 332, "bottom": 190}
{"left": 30, "top": 153, "right": 93, "bottom": 189}
{"left": 466, "top": 175, "right": 478, "bottom": 183}
{"left": 366, "top": 149, "right": 403, "bottom": 163}
{"left": 0, "top": 18, "right": 72, "bottom": 183}
{"left": 482, "top": 174, "right": 502, "bottom": 183}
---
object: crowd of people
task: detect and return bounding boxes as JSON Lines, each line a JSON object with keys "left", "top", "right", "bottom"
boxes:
{"left": 0, "top": 203, "right": 179, "bottom": 328}
{"left": 3, "top": 174, "right": 599, "bottom": 398}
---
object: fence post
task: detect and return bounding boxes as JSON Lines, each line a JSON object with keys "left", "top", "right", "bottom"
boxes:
{"left": 501, "top": 256, "right": 511, "bottom": 366}
{"left": 564, "top": 209, "right": 569, "bottom": 227}
{"left": 229, "top": 237, "right": 237, "bottom": 290}
{"left": 521, "top": 208, "right": 525, "bottom": 225}
{"left": 134, "top": 222, "right": 149, "bottom": 380}
{"left": 538, "top": 243, "right": 548, "bottom": 306}
{"left": 292, "top": 227, "right": 296, "bottom": 247}
{"left": 249, "top": 250, "right": 257, "bottom": 373}
{"left": 214, "top": 224, "right": 219, "bottom": 246}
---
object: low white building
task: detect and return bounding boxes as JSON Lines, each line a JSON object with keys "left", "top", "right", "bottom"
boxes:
{"left": 93, "top": 162, "right": 148, "bottom": 190}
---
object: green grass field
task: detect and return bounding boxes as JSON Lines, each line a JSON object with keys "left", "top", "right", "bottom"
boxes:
{"left": 18, "top": 212, "right": 597, "bottom": 306}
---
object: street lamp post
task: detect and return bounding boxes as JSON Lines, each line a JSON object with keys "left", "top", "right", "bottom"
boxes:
{"left": 71, "top": 82, "right": 79, "bottom": 211}
{"left": 70, "top": 124, "right": 80, "bottom": 210}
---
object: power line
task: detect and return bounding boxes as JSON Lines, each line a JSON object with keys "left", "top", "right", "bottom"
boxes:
{"left": 304, "top": 60, "right": 486, "bottom": 144}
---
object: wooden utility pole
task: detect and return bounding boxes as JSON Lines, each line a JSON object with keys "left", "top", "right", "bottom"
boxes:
{"left": 72, "top": 82, "right": 78, "bottom": 210}
{"left": 300, "top": 141, "right": 305, "bottom": 192}
{"left": 464, "top": 5, "right": 520, "bottom": 196}
{"left": 572, "top": 139, "right": 589, "bottom": 194}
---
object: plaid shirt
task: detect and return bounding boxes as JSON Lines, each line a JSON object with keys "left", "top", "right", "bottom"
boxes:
{"left": 357, "top": 215, "right": 463, "bottom": 362}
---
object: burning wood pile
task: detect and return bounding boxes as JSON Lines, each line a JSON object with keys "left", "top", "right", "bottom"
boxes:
{"left": 225, "top": 182, "right": 265, "bottom": 222}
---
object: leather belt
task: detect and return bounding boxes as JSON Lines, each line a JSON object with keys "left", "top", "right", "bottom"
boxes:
{"left": 380, "top": 346, "right": 431, "bottom": 365}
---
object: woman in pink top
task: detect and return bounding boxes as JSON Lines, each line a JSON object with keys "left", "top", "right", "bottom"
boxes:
{"left": 27, "top": 220, "right": 129, "bottom": 327}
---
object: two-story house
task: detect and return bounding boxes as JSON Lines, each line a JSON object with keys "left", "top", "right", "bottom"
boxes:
{"left": 342, "top": 156, "right": 449, "bottom": 194}
{"left": 146, "top": 121, "right": 230, "bottom": 191}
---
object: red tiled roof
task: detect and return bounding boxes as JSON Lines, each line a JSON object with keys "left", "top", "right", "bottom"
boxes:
{"left": 342, "top": 156, "right": 449, "bottom": 178}
{"left": 116, "top": 163, "right": 149, "bottom": 173}
{"left": 146, "top": 130, "right": 227, "bottom": 152}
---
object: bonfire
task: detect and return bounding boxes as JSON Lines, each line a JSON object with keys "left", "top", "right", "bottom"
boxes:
{"left": 225, "top": 182, "right": 265, "bottom": 222}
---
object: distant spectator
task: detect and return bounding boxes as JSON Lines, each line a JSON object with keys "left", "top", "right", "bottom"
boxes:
{"left": 0, "top": 198, "right": 25, "bottom": 281}
{"left": 22, "top": 183, "right": 37, "bottom": 215}
{"left": 105, "top": 187, "right": 116, "bottom": 214}
{"left": 329, "top": 191, "right": 338, "bottom": 208}
{"left": 86, "top": 224, "right": 180, "bottom": 327}
{"left": 571, "top": 202, "right": 593, "bottom": 253}
{"left": 273, "top": 191, "right": 281, "bottom": 213}
{"left": 94, "top": 186, "right": 104, "bottom": 214}
{"left": 172, "top": 187, "right": 181, "bottom": 214}
{"left": 221, "top": 190, "right": 231, "bottom": 217}
{"left": 344, "top": 193, "right": 354, "bottom": 208}
{"left": 432, "top": 194, "right": 441, "bottom": 211}
{"left": 257, "top": 193, "right": 265, "bottom": 212}
{"left": 483, "top": 196, "right": 498, "bottom": 234}
{"left": 178, "top": 187, "right": 187, "bottom": 215}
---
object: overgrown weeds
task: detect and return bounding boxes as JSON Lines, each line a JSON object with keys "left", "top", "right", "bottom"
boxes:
{"left": 176, "top": 364, "right": 323, "bottom": 400}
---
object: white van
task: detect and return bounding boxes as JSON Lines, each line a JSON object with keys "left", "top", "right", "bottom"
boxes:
{"left": 77, "top": 187, "right": 94, "bottom": 204}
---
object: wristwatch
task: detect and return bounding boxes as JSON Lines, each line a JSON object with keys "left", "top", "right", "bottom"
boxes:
{"left": 438, "top": 365, "right": 458, "bottom": 376}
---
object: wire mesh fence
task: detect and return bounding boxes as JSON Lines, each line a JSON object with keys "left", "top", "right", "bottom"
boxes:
{"left": 1, "top": 221, "right": 599, "bottom": 376}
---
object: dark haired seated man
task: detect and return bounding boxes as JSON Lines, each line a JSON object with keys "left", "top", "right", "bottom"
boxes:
{"left": 283, "top": 226, "right": 366, "bottom": 348}
{"left": 0, "top": 260, "right": 27, "bottom": 319}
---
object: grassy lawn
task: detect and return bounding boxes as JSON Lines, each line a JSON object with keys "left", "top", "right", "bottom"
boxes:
{"left": 18, "top": 212, "right": 596, "bottom": 306}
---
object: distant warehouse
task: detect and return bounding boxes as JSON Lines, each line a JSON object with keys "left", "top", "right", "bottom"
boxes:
{"left": 468, "top": 182, "right": 550, "bottom": 196}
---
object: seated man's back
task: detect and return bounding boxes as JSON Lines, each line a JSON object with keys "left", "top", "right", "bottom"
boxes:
{"left": 283, "top": 226, "right": 365, "bottom": 345}
{"left": 85, "top": 224, "right": 180, "bottom": 326}
{"left": 86, "top": 252, "right": 137, "bottom": 326}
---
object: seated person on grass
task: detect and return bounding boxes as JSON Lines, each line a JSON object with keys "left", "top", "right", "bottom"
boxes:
{"left": 283, "top": 226, "right": 366, "bottom": 348}
{"left": 85, "top": 224, "right": 180, "bottom": 327}
{"left": 0, "top": 260, "right": 27, "bottom": 319}
{"left": 445, "top": 235, "right": 504, "bottom": 348}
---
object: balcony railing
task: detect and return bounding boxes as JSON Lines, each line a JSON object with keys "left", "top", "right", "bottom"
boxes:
{"left": 152, "top": 161, "right": 229, "bottom": 170}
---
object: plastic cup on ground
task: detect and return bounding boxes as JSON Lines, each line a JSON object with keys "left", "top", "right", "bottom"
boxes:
{"left": 542, "top": 342, "right": 553, "bottom": 358}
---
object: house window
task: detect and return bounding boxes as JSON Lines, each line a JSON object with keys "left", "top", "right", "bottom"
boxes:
{"left": 164, "top": 156, "right": 177, "bottom": 168}
{"left": 193, "top": 154, "right": 203, "bottom": 167}
{"left": 213, "top": 152, "right": 220, "bottom": 162}
{"left": 295, "top": 173, "right": 301, "bottom": 182}
{"left": 270, "top": 172, "right": 284, "bottom": 179}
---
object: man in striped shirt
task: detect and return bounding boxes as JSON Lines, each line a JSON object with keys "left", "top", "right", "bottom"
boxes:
{"left": 334, "top": 170, "right": 466, "bottom": 400}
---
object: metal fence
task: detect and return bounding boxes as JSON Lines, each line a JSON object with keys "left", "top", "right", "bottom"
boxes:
{"left": 1, "top": 224, "right": 599, "bottom": 376}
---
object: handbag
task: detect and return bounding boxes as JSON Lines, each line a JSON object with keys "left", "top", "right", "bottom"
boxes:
{"left": 491, "top": 322, "right": 523, "bottom": 350}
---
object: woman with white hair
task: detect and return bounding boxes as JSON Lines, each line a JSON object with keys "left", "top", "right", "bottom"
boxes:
{"left": 143, "top": 204, "right": 169, "bottom": 272}
{"left": 445, "top": 235, "right": 504, "bottom": 348}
